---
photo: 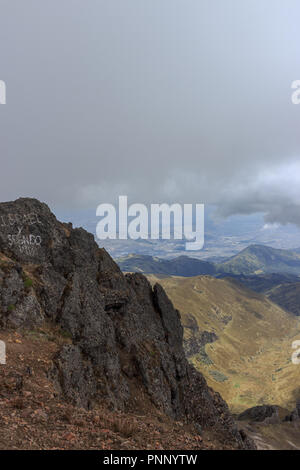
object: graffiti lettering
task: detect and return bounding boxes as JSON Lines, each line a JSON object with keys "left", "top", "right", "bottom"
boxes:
{"left": 0, "top": 212, "right": 42, "bottom": 228}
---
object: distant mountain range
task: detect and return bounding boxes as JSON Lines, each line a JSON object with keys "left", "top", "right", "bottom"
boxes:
{"left": 117, "top": 244, "right": 300, "bottom": 277}
{"left": 58, "top": 206, "right": 300, "bottom": 261}
{"left": 117, "top": 254, "right": 216, "bottom": 276}
{"left": 218, "top": 244, "right": 300, "bottom": 276}
{"left": 117, "top": 245, "right": 300, "bottom": 316}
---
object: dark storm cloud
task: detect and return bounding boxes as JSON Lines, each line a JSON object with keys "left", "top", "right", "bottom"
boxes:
{"left": 0, "top": 0, "right": 300, "bottom": 226}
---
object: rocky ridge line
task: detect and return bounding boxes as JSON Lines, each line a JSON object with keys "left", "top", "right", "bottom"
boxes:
{"left": 0, "top": 198, "right": 255, "bottom": 449}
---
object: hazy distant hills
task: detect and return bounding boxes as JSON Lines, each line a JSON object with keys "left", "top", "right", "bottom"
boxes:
{"left": 59, "top": 206, "right": 300, "bottom": 261}
{"left": 118, "top": 245, "right": 300, "bottom": 317}
{"left": 117, "top": 254, "right": 216, "bottom": 276}
{"left": 117, "top": 244, "right": 300, "bottom": 277}
{"left": 217, "top": 244, "right": 300, "bottom": 276}
{"left": 216, "top": 246, "right": 300, "bottom": 315}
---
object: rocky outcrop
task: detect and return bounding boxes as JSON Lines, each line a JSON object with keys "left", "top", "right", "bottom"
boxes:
{"left": 0, "top": 198, "right": 255, "bottom": 449}
{"left": 183, "top": 314, "right": 218, "bottom": 358}
{"left": 284, "top": 400, "right": 300, "bottom": 422}
{"left": 238, "top": 405, "right": 280, "bottom": 424}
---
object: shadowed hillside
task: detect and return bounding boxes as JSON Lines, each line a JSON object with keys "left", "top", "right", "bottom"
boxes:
{"left": 217, "top": 273, "right": 300, "bottom": 294}
{"left": 266, "top": 283, "right": 300, "bottom": 317}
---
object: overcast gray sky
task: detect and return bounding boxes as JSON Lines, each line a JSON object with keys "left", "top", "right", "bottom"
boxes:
{"left": 1, "top": 0, "right": 300, "bottom": 226}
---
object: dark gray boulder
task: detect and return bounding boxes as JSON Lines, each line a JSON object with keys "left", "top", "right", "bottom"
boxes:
{"left": 238, "top": 405, "right": 280, "bottom": 423}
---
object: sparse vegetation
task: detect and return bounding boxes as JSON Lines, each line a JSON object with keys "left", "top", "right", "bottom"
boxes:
{"left": 209, "top": 370, "right": 228, "bottom": 383}
{"left": 59, "top": 328, "right": 73, "bottom": 340}
{"left": 23, "top": 277, "right": 33, "bottom": 288}
{"left": 196, "top": 346, "right": 213, "bottom": 365}
{"left": 24, "top": 324, "right": 73, "bottom": 345}
{"left": 110, "top": 417, "right": 139, "bottom": 438}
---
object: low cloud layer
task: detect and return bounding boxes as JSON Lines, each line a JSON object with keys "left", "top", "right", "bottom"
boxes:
{"left": 0, "top": 1, "right": 300, "bottom": 228}
{"left": 214, "top": 160, "right": 300, "bottom": 226}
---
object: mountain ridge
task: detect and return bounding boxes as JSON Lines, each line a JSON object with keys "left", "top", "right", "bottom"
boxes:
{"left": 117, "top": 244, "right": 300, "bottom": 277}
{"left": 218, "top": 244, "right": 300, "bottom": 275}
{"left": 0, "top": 197, "right": 253, "bottom": 450}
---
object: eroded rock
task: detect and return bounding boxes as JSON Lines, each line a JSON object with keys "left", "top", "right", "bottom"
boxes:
{"left": 0, "top": 197, "right": 255, "bottom": 449}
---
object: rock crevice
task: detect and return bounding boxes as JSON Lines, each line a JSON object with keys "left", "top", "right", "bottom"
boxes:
{"left": 0, "top": 198, "right": 254, "bottom": 449}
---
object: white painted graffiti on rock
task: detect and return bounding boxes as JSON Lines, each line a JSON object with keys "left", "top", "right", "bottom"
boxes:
{"left": 0, "top": 212, "right": 42, "bottom": 229}
{"left": 18, "top": 245, "right": 40, "bottom": 256}
{"left": 8, "top": 232, "right": 42, "bottom": 249}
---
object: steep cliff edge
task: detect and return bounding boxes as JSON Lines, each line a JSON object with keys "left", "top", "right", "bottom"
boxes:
{"left": 0, "top": 198, "right": 254, "bottom": 449}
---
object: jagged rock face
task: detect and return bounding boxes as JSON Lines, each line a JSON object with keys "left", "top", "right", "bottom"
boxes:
{"left": 0, "top": 198, "right": 254, "bottom": 449}
{"left": 238, "top": 405, "right": 280, "bottom": 423}
{"left": 183, "top": 314, "right": 218, "bottom": 358}
{"left": 284, "top": 400, "right": 300, "bottom": 422}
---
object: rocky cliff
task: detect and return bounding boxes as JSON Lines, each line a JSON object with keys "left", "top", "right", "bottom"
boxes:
{"left": 0, "top": 198, "right": 254, "bottom": 449}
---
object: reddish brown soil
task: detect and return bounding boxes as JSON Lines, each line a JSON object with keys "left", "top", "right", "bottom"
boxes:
{"left": 0, "top": 327, "right": 226, "bottom": 450}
